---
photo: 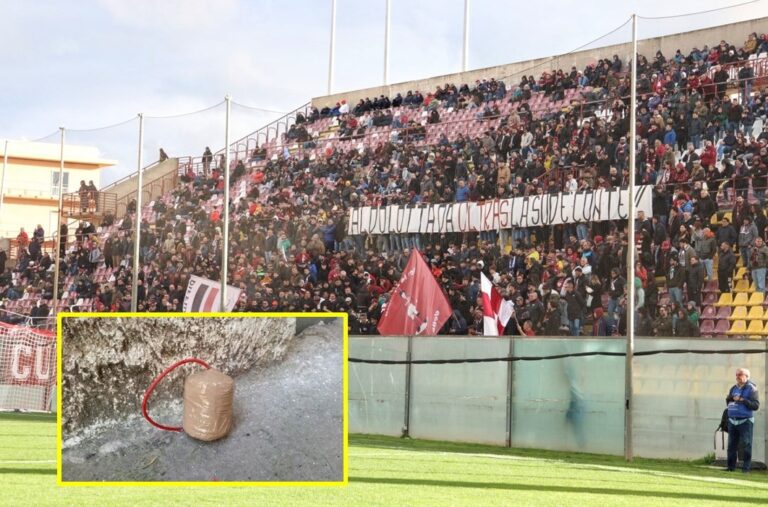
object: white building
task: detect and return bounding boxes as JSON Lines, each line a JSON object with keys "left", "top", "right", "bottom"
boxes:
{"left": 0, "top": 140, "right": 115, "bottom": 239}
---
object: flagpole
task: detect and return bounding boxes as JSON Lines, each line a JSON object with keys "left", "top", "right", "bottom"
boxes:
{"left": 624, "top": 13, "right": 638, "bottom": 463}
{"left": 220, "top": 95, "right": 232, "bottom": 312}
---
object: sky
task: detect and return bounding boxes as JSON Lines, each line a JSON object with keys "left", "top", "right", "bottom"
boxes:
{"left": 0, "top": 0, "right": 765, "bottom": 184}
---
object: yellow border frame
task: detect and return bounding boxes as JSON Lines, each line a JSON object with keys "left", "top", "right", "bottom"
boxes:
{"left": 55, "top": 311, "right": 349, "bottom": 487}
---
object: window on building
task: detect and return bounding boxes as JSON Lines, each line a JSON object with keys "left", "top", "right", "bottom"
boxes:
{"left": 51, "top": 171, "right": 69, "bottom": 196}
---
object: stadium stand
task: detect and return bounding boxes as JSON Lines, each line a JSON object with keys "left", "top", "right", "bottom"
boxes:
{"left": 3, "top": 29, "right": 768, "bottom": 337}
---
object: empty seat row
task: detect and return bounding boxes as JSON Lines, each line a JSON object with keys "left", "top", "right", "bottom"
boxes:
{"left": 726, "top": 306, "right": 768, "bottom": 321}
{"left": 722, "top": 319, "right": 768, "bottom": 338}
{"left": 713, "top": 292, "right": 765, "bottom": 307}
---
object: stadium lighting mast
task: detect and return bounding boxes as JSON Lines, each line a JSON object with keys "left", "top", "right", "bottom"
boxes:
{"left": 625, "top": 13, "right": 638, "bottom": 463}
{"left": 384, "top": 0, "right": 391, "bottom": 85}
{"left": 328, "top": 0, "right": 337, "bottom": 95}
{"left": 220, "top": 95, "right": 232, "bottom": 312}
{"left": 52, "top": 128, "right": 65, "bottom": 312}
{"left": 130, "top": 114, "right": 144, "bottom": 312}
{"left": 462, "top": 0, "right": 470, "bottom": 71}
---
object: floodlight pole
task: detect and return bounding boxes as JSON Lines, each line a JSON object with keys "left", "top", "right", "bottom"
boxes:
{"left": 384, "top": 0, "right": 391, "bottom": 85}
{"left": 462, "top": 0, "right": 470, "bottom": 72}
{"left": 328, "top": 0, "right": 337, "bottom": 95}
{"left": 131, "top": 114, "right": 144, "bottom": 312}
{"left": 624, "top": 13, "right": 638, "bottom": 463}
{"left": 220, "top": 95, "right": 232, "bottom": 312}
{"left": 52, "top": 129, "right": 65, "bottom": 313}
{"left": 0, "top": 140, "right": 8, "bottom": 227}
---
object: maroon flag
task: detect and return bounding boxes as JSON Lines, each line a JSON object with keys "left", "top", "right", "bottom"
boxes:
{"left": 377, "top": 249, "right": 452, "bottom": 336}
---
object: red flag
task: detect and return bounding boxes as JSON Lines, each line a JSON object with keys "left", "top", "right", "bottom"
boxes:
{"left": 481, "top": 272, "right": 514, "bottom": 336}
{"left": 377, "top": 249, "right": 452, "bottom": 336}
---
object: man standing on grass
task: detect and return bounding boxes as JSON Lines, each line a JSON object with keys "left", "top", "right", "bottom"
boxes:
{"left": 726, "top": 368, "right": 760, "bottom": 473}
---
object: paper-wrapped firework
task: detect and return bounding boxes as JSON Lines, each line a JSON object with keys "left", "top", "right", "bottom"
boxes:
{"left": 182, "top": 368, "right": 234, "bottom": 441}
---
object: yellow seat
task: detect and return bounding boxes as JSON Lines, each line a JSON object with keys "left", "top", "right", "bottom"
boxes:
{"left": 747, "top": 292, "right": 765, "bottom": 306}
{"left": 724, "top": 211, "right": 732, "bottom": 222}
{"left": 733, "top": 292, "right": 749, "bottom": 306}
{"left": 759, "top": 321, "right": 768, "bottom": 338}
{"left": 735, "top": 267, "right": 748, "bottom": 279}
{"left": 727, "top": 320, "right": 747, "bottom": 335}
{"left": 747, "top": 306, "right": 765, "bottom": 321}
{"left": 729, "top": 306, "right": 748, "bottom": 320}
{"left": 715, "top": 293, "right": 733, "bottom": 307}
{"left": 736, "top": 257, "right": 744, "bottom": 268}
{"left": 747, "top": 319, "right": 765, "bottom": 338}
{"left": 748, "top": 281, "right": 758, "bottom": 293}
{"left": 734, "top": 279, "right": 751, "bottom": 292}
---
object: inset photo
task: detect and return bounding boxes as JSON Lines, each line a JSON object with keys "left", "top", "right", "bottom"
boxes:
{"left": 58, "top": 314, "right": 346, "bottom": 484}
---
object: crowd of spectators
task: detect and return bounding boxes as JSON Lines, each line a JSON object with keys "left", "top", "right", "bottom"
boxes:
{"left": 3, "top": 30, "right": 768, "bottom": 336}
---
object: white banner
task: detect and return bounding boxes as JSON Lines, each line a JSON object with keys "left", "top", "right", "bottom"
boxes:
{"left": 348, "top": 186, "right": 653, "bottom": 235}
{"left": 183, "top": 275, "right": 241, "bottom": 312}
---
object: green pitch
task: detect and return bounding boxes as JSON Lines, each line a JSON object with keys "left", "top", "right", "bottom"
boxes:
{"left": 2, "top": 412, "right": 768, "bottom": 506}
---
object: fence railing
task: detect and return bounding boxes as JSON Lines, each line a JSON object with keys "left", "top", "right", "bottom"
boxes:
{"left": 0, "top": 308, "right": 56, "bottom": 331}
{"left": 62, "top": 191, "right": 117, "bottom": 218}
{"left": 349, "top": 335, "right": 767, "bottom": 461}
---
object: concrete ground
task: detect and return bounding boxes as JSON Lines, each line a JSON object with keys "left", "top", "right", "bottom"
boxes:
{"left": 61, "top": 320, "right": 343, "bottom": 482}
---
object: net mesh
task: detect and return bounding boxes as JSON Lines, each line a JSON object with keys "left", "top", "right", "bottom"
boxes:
{"left": 0, "top": 322, "right": 56, "bottom": 412}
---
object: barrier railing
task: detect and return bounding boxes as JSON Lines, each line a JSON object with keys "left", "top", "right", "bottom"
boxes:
{"left": 61, "top": 191, "right": 117, "bottom": 219}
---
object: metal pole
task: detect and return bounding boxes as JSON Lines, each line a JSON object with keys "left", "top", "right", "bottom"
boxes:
{"left": 220, "top": 95, "right": 232, "bottom": 312}
{"left": 384, "top": 0, "right": 391, "bottom": 85}
{"left": 403, "top": 335, "right": 413, "bottom": 437}
{"left": 130, "top": 114, "right": 144, "bottom": 312}
{"left": 462, "top": 0, "right": 470, "bottom": 71}
{"left": 505, "top": 336, "right": 515, "bottom": 447}
{"left": 328, "top": 0, "right": 337, "bottom": 95}
{"left": 0, "top": 140, "right": 8, "bottom": 227}
{"left": 52, "top": 129, "right": 65, "bottom": 313}
{"left": 624, "top": 13, "right": 638, "bottom": 463}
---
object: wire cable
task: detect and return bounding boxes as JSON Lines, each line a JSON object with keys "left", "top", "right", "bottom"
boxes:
{"left": 638, "top": 0, "right": 763, "bottom": 19}
{"left": 478, "top": 16, "right": 633, "bottom": 88}
{"left": 66, "top": 116, "right": 138, "bottom": 133}
{"left": 29, "top": 130, "right": 61, "bottom": 142}
{"left": 231, "top": 101, "right": 289, "bottom": 115}
{"left": 144, "top": 100, "right": 226, "bottom": 120}
{"left": 141, "top": 357, "right": 210, "bottom": 432}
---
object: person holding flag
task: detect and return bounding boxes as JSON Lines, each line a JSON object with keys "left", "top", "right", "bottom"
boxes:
{"left": 480, "top": 272, "right": 515, "bottom": 336}
{"left": 377, "top": 249, "right": 452, "bottom": 336}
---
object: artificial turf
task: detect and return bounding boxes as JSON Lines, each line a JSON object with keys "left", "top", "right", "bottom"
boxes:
{"left": 2, "top": 412, "right": 767, "bottom": 506}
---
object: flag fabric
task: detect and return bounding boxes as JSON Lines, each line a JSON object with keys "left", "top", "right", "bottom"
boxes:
{"left": 183, "top": 275, "right": 241, "bottom": 312}
{"left": 377, "top": 249, "right": 452, "bottom": 336}
{"left": 481, "top": 272, "right": 514, "bottom": 336}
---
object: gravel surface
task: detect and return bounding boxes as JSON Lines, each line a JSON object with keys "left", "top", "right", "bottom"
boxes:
{"left": 61, "top": 320, "right": 344, "bottom": 482}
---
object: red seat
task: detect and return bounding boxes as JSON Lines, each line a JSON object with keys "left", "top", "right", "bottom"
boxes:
{"left": 716, "top": 306, "right": 732, "bottom": 319}
{"left": 703, "top": 293, "right": 718, "bottom": 306}
{"left": 702, "top": 306, "right": 717, "bottom": 319}
{"left": 714, "top": 319, "right": 731, "bottom": 336}
{"left": 702, "top": 280, "right": 719, "bottom": 293}
{"left": 700, "top": 319, "right": 716, "bottom": 336}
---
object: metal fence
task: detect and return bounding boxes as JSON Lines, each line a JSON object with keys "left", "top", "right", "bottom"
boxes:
{"left": 349, "top": 335, "right": 767, "bottom": 462}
